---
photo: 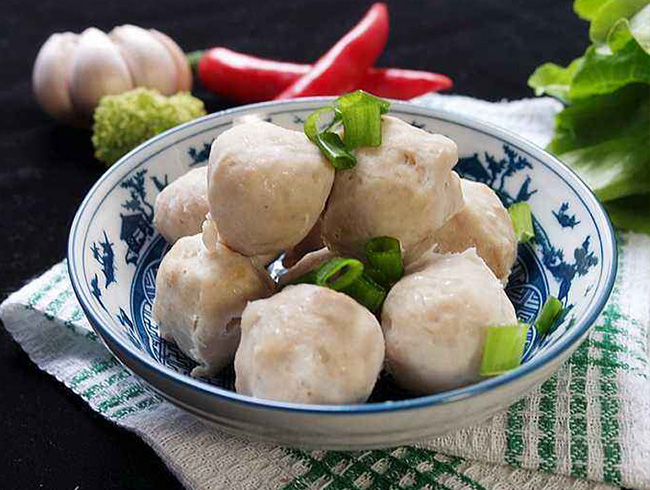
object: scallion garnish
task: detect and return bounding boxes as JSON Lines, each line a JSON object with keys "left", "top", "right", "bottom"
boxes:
{"left": 335, "top": 90, "right": 391, "bottom": 115}
{"left": 508, "top": 202, "right": 535, "bottom": 243}
{"left": 479, "top": 322, "right": 529, "bottom": 376}
{"left": 535, "top": 296, "right": 563, "bottom": 335}
{"left": 290, "top": 269, "right": 318, "bottom": 285}
{"left": 304, "top": 107, "right": 356, "bottom": 169}
{"left": 316, "top": 132, "right": 357, "bottom": 170}
{"left": 304, "top": 90, "right": 390, "bottom": 169}
{"left": 315, "top": 257, "right": 364, "bottom": 291}
{"left": 340, "top": 101, "right": 382, "bottom": 149}
{"left": 364, "top": 236, "right": 404, "bottom": 286}
{"left": 340, "top": 272, "right": 387, "bottom": 313}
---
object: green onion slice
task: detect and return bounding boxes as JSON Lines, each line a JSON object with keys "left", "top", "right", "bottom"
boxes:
{"left": 335, "top": 90, "right": 388, "bottom": 149}
{"left": 363, "top": 266, "right": 388, "bottom": 287}
{"left": 304, "top": 91, "right": 390, "bottom": 168}
{"left": 335, "top": 90, "right": 391, "bottom": 115}
{"left": 340, "top": 273, "right": 387, "bottom": 313}
{"left": 364, "top": 236, "right": 404, "bottom": 286}
{"left": 535, "top": 296, "right": 563, "bottom": 335}
{"left": 304, "top": 107, "right": 341, "bottom": 140}
{"left": 340, "top": 101, "right": 382, "bottom": 149}
{"left": 314, "top": 257, "right": 364, "bottom": 291}
{"left": 509, "top": 202, "right": 535, "bottom": 243}
{"left": 315, "top": 132, "right": 357, "bottom": 170}
{"left": 289, "top": 269, "right": 318, "bottom": 285}
{"left": 479, "top": 322, "right": 529, "bottom": 376}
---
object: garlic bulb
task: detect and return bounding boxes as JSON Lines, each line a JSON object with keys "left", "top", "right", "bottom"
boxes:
{"left": 32, "top": 25, "right": 192, "bottom": 124}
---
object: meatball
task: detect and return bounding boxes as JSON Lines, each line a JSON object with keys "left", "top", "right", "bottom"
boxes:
{"left": 282, "top": 216, "right": 324, "bottom": 268}
{"left": 154, "top": 167, "right": 208, "bottom": 244}
{"left": 235, "top": 284, "right": 385, "bottom": 404}
{"left": 207, "top": 121, "right": 335, "bottom": 257}
{"left": 322, "top": 116, "right": 464, "bottom": 265}
{"left": 431, "top": 179, "right": 517, "bottom": 283}
{"left": 152, "top": 232, "right": 274, "bottom": 377}
{"left": 381, "top": 248, "right": 517, "bottom": 394}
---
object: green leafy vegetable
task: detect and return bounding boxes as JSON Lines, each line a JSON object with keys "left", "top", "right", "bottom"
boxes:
{"left": 479, "top": 323, "right": 529, "bottom": 376}
{"left": 589, "top": 0, "right": 649, "bottom": 44}
{"left": 528, "top": 0, "right": 650, "bottom": 234}
{"left": 92, "top": 88, "right": 206, "bottom": 166}
{"left": 528, "top": 58, "right": 583, "bottom": 103}
{"left": 574, "top": 0, "right": 606, "bottom": 21}
{"left": 604, "top": 195, "right": 650, "bottom": 234}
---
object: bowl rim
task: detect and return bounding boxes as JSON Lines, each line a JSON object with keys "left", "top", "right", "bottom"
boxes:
{"left": 68, "top": 97, "right": 618, "bottom": 415}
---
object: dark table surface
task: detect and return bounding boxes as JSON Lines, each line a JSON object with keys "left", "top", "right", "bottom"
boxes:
{"left": 1, "top": 1, "right": 588, "bottom": 488}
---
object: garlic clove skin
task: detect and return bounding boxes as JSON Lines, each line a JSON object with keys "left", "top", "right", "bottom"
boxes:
{"left": 70, "top": 27, "right": 134, "bottom": 119}
{"left": 109, "top": 24, "right": 178, "bottom": 96}
{"left": 149, "top": 29, "right": 193, "bottom": 92}
{"left": 32, "top": 32, "right": 79, "bottom": 122}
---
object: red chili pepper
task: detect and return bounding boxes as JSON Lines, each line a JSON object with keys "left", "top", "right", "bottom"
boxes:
{"left": 360, "top": 68, "right": 452, "bottom": 100}
{"left": 197, "top": 48, "right": 309, "bottom": 103}
{"left": 276, "top": 3, "right": 390, "bottom": 99}
{"left": 196, "top": 48, "right": 452, "bottom": 102}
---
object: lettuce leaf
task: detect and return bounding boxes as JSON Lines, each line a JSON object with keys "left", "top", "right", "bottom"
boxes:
{"left": 605, "top": 194, "right": 650, "bottom": 233}
{"left": 528, "top": 59, "right": 583, "bottom": 103}
{"left": 528, "top": 0, "right": 650, "bottom": 233}
{"left": 558, "top": 131, "right": 650, "bottom": 201}
{"left": 548, "top": 84, "right": 649, "bottom": 154}
{"left": 569, "top": 39, "right": 650, "bottom": 99}
{"left": 589, "top": 0, "right": 649, "bottom": 43}
{"left": 574, "top": 0, "right": 607, "bottom": 21}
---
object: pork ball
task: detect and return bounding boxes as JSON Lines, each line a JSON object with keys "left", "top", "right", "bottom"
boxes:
{"left": 152, "top": 232, "right": 275, "bottom": 377}
{"left": 207, "top": 121, "right": 335, "bottom": 256}
{"left": 282, "top": 216, "right": 324, "bottom": 268}
{"left": 431, "top": 179, "right": 517, "bottom": 283}
{"left": 322, "top": 116, "right": 464, "bottom": 265}
{"left": 381, "top": 248, "right": 517, "bottom": 394}
{"left": 235, "top": 284, "right": 385, "bottom": 404}
{"left": 154, "top": 167, "right": 208, "bottom": 244}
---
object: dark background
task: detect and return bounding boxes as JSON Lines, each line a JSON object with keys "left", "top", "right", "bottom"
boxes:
{"left": 1, "top": 1, "right": 587, "bottom": 488}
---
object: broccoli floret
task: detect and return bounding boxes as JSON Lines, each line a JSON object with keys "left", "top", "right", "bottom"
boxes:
{"left": 92, "top": 88, "right": 206, "bottom": 166}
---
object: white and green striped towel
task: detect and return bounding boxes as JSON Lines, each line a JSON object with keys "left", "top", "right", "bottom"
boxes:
{"left": 2, "top": 94, "right": 649, "bottom": 490}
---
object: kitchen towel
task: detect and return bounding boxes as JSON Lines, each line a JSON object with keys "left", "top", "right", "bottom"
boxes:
{"left": 2, "top": 94, "right": 649, "bottom": 490}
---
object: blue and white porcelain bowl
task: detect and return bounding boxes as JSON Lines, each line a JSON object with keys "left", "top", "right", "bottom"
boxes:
{"left": 68, "top": 98, "right": 617, "bottom": 449}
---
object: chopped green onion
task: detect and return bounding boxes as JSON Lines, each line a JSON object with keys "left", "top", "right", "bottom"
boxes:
{"left": 340, "top": 101, "right": 382, "bottom": 149}
{"left": 335, "top": 90, "right": 391, "bottom": 115}
{"left": 363, "top": 266, "right": 388, "bottom": 287}
{"left": 479, "top": 323, "right": 529, "bottom": 376}
{"left": 304, "top": 106, "right": 355, "bottom": 168}
{"left": 315, "top": 132, "right": 357, "bottom": 170}
{"left": 335, "top": 90, "right": 389, "bottom": 150}
{"left": 289, "top": 269, "right": 318, "bottom": 285}
{"left": 535, "top": 296, "right": 563, "bottom": 335}
{"left": 340, "top": 273, "right": 387, "bottom": 313}
{"left": 304, "top": 106, "right": 338, "bottom": 142}
{"left": 315, "top": 257, "right": 364, "bottom": 291}
{"left": 364, "top": 236, "right": 404, "bottom": 286}
{"left": 509, "top": 202, "right": 535, "bottom": 243}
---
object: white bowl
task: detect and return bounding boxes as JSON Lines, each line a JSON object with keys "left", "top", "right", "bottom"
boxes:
{"left": 68, "top": 98, "right": 617, "bottom": 449}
